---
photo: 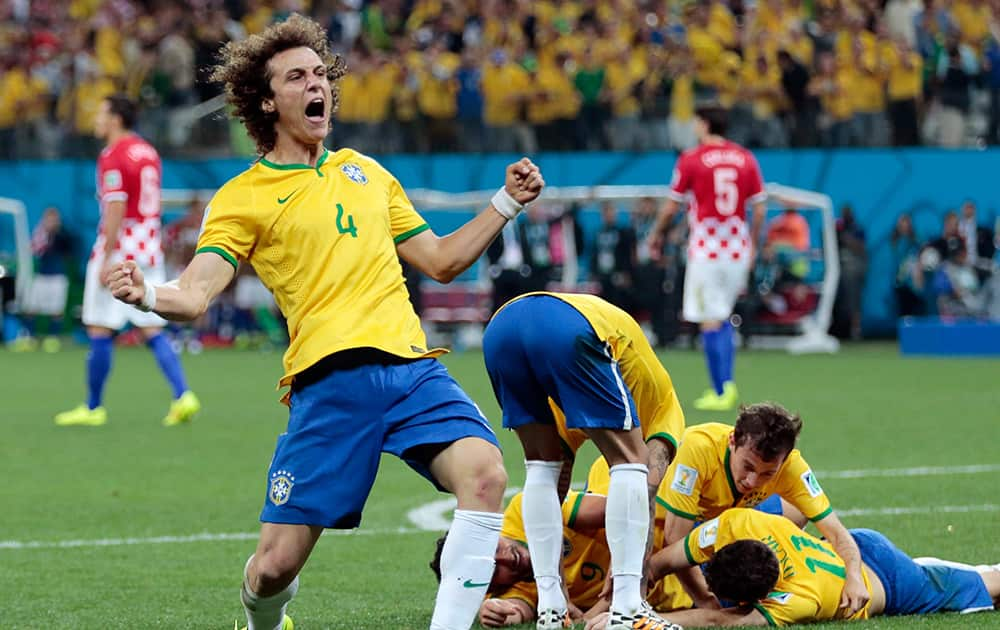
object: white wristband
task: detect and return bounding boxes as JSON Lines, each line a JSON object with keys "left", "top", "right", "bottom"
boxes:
{"left": 491, "top": 187, "right": 524, "bottom": 220}
{"left": 136, "top": 283, "right": 157, "bottom": 313}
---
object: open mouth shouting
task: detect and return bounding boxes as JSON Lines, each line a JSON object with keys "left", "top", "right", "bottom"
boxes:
{"left": 305, "top": 96, "right": 326, "bottom": 126}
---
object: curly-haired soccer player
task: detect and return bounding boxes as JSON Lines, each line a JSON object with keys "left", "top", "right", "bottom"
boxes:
{"left": 107, "top": 14, "right": 544, "bottom": 630}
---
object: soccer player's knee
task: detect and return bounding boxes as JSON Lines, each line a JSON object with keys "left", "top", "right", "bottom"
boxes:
{"left": 465, "top": 457, "right": 508, "bottom": 508}
{"left": 253, "top": 548, "right": 302, "bottom": 592}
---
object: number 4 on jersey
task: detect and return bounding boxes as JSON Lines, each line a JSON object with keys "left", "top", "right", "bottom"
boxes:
{"left": 335, "top": 203, "right": 358, "bottom": 238}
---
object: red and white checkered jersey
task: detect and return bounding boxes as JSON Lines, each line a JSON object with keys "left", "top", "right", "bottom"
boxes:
{"left": 91, "top": 133, "right": 162, "bottom": 267}
{"left": 667, "top": 140, "right": 766, "bottom": 262}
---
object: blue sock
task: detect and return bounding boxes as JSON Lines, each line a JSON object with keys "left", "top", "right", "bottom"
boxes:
{"left": 147, "top": 334, "right": 188, "bottom": 399}
{"left": 719, "top": 322, "right": 735, "bottom": 385}
{"left": 86, "top": 336, "right": 114, "bottom": 410}
{"left": 701, "top": 329, "right": 725, "bottom": 395}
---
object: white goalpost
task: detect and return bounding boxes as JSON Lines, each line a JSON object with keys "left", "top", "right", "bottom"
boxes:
{"left": 0, "top": 197, "right": 33, "bottom": 313}
{"left": 161, "top": 181, "right": 841, "bottom": 354}
{"left": 408, "top": 183, "right": 840, "bottom": 355}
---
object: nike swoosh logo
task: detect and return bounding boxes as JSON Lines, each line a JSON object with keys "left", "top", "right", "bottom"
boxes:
{"left": 463, "top": 579, "right": 490, "bottom": 588}
{"left": 277, "top": 190, "right": 298, "bottom": 204}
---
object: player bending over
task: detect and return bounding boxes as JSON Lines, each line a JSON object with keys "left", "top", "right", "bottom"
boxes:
{"left": 482, "top": 292, "right": 685, "bottom": 630}
{"left": 655, "top": 403, "right": 869, "bottom": 616}
{"left": 108, "top": 14, "right": 543, "bottom": 630}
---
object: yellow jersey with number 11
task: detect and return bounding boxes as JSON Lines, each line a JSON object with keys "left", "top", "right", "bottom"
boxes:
{"left": 196, "top": 148, "right": 441, "bottom": 394}
{"left": 685, "top": 508, "right": 872, "bottom": 625}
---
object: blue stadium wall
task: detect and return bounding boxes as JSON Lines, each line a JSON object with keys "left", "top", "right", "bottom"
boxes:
{"left": 2, "top": 148, "right": 998, "bottom": 335}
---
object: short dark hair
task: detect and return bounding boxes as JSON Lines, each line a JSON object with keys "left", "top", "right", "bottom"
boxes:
{"left": 429, "top": 534, "right": 447, "bottom": 583}
{"left": 733, "top": 402, "right": 802, "bottom": 461}
{"left": 105, "top": 94, "right": 138, "bottom": 130}
{"left": 695, "top": 104, "right": 729, "bottom": 136}
{"left": 705, "top": 539, "right": 780, "bottom": 603}
{"left": 209, "top": 13, "right": 346, "bottom": 155}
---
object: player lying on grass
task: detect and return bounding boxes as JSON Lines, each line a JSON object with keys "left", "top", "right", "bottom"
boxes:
{"left": 430, "top": 489, "right": 690, "bottom": 629}
{"left": 657, "top": 403, "right": 868, "bottom": 615}
{"left": 107, "top": 13, "right": 543, "bottom": 630}
{"left": 584, "top": 508, "right": 1000, "bottom": 628}
{"left": 482, "top": 292, "right": 686, "bottom": 629}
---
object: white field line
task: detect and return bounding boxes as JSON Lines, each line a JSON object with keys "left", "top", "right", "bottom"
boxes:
{"left": 3, "top": 464, "right": 998, "bottom": 551}
{"left": 5, "top": 503, "right": 995, "bottom": 551}
{"left": 815, "top": 464, "right": 1000, "bottom": 479}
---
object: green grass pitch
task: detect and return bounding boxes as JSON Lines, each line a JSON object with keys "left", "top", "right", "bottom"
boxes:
{"left": 2, "top": 343, "right": 998, "bottom": 629}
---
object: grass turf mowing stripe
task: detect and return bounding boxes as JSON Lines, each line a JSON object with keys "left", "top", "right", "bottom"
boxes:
{"left": 816, "top": 464, "right": 1000, "bottom": 479}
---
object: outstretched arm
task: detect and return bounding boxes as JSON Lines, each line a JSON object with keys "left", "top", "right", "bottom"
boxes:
{"left": 397, "top": 158, "right": 544, "bottom": 283}
{"left": 646, "top": 198, "right": 681, "bottom": 257}
{"left": 108, "top": 252, "right": 236, "bottom": 321}
{"left": 652, "top": 514, "right": 720, "bottom": 609}
{"left": 814, "top": 512, "right": 870, "bottom": 616}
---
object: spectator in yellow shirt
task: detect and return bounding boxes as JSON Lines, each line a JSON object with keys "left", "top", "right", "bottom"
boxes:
{"left": 737, "top": 54, "right": 789, "bottom": 147}
{"left": 809, "top": 51, "right": 857, "bottom": 146}
{"left": 416, "top": 38, "right": 459, "bottom": 152}
{"left": 482, "top": 48, "right": 533, "bottom": 153}
{"left": 886, "top": 38, "right": 923, "bottom": 146}
{"left": 850, "top": 38, "right": 889, "bottom": 147}
{"left": 603, "top": 46, "right": 646, "bottom": 151}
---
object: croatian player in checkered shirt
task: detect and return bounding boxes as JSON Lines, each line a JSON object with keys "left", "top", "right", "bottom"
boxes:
{"left": 647, "top": 104, "right": 768, "bottom": 413}
{"left": 55, "top": 95, "right": 199, "bottom": 428}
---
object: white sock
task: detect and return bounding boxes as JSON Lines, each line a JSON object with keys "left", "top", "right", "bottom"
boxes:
{"left": 913, "top": 557, "right": 979, "bottom": 571}
{"left": 241, "top": 555, "right": 298, "bottom": 630}
{"left": 430, "top": 509, "right": 503, "bottom": 630}
{"left": 607, "top": 463, "right": 649, "bottom": 616}
{"left": 523, "top": 460, "right": 567, "bottom": 613}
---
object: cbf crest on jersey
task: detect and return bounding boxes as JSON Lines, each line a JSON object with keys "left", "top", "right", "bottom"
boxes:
{"left": 269, "top": 469, "right": 296, "bottom": 506}
{"left": 341, "top": 163, "right": 368, "bottom": 185}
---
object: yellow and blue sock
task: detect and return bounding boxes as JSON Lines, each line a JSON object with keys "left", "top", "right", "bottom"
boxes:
{"left": 86, "top": 336, "right": 113, "bottom": 410}
{"left": 147, "top": 333, "right": 188, "bottom": 399}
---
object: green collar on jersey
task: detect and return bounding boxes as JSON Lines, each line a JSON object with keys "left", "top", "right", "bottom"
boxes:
{"left": 260, "top": 149, "right": 329, "bottom": 175}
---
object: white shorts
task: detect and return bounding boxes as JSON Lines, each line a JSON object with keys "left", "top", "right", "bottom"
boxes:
{"left": 23, "top": 274, "right": 69, "bottom": 316}
{"left": 82, "top": 259, "right": 167, "bottom": 330}
{"left": 682, "top": 259, "right": 750, "bottom": 323}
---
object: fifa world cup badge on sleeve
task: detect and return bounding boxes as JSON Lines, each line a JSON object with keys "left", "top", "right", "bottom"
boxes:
{"left": 698, "top": 517, "right": 720, "bottom": 548}
{"left": 801, "top": 470, "right": 823, "bottom": 498}
{"left": 269, "top": 470, "right": 296, "bottom": 506}
{"left": 671, "top": 464, "right": 699, "bottom": 496}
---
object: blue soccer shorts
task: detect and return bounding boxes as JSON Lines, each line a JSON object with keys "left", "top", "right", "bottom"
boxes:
{"left": 851, "top": 528, "right": 993, "bottom": 615}
{"left": 483, "top": 294, "right": 639, "bottom": 432}
{"left": 260, "top": 356, "right": 499, "bottom": 529}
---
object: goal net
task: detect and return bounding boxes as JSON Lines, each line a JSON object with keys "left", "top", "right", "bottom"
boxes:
{"left": 161, "top": 182, "right": 840, "bottom": 354}
{"left": 407, "top": 183, "right": 840, "bottom": 354}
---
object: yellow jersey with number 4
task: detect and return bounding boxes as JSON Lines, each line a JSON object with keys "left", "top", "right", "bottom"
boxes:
{"left": 196, "top": 148, "right": 440, "bottom": 393}
{"left": 685, "top": 508, "right": 871, "bottom": 625}
{"left": 499, "top": 292, "right": 685, "bottom": 454}
{"left": 657, "top": 422, "right": 832, "bottom": 523}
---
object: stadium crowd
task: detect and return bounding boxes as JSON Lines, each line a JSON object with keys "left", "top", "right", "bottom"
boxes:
{"left": 3, "top": 0, "right": 1000, "bottom": 158}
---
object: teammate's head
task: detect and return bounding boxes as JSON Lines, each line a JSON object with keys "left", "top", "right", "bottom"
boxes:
{"left": 704, "top": 539, "right": 780, "bottom": 604}
{"left": 694, "top": 104, "right": 729, "bottom": 140}
{"left": 210, "top": 13, "right": 346, "bottom": 155}
{"left": 429, "top": 534, "right": 531, "bottom": 592}
{"left": 94, "top": 94, "right": 137, "bottom": 139}
{"left": 728, "top": 403, "right": 802, "bottom": 493}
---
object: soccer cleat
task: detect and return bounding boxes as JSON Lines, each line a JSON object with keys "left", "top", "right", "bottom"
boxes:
{"left": 163, "top": 390, "right": 201, "bottom": 426}
{"left": 693, "top": 382, "right": 739, "bottom": 412}
{"left": 237, "top": 614, "right": 294, "bottom": 630}
{"left": 605, "top": 603, "right": 683, "bottom": 630}
{"left": 55, "top": 404, "right": 108, "bottom": 427}
{"left": 536, "top": 608, "right": 572, "bottom": 629}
